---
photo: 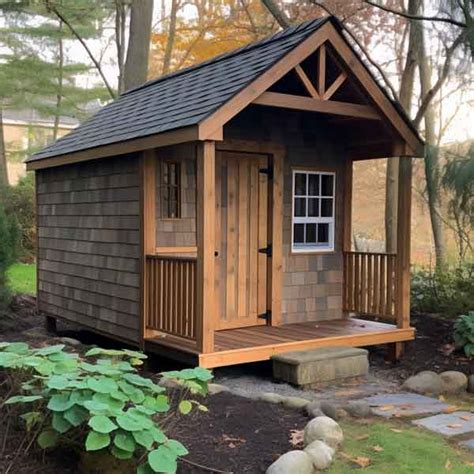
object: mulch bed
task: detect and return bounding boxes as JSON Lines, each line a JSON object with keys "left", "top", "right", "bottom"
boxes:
{"left": 369, "top": 312, "right": 474, "bottom": 382}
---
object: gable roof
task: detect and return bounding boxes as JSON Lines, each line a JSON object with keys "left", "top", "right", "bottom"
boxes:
{"left": 28, "top": 16, "right": 422, "bottom": 166}
{"left": 28, "top": 17, "right": 329, "bottom": 163}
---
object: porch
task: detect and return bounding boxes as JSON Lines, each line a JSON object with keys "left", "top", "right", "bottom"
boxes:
{"left": 142, "top": 247, "right": 415, "bottom": 368}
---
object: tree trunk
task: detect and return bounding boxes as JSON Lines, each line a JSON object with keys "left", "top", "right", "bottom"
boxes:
{"left": 261, "top": 0, "right": 290, "bottom": 27}
{"left": 53, "top": 20, "right": 64, "bottom": 142}
{"left": 0, "top": 108, "right": 8, "bottom": 190}
{"left": 123, "top": 0, "right": 154, "bottom": 92}
{"left": 417, "top": 13, "right": 447, "bottom": 269}
{"left": 162, "top": 0, "right": 178, "bottom": 75}
{"left": 385, "top": 0, "right": 421, "bottom": 253}
{"left": 115, "top": 1, "right": 127, "bottom": 94}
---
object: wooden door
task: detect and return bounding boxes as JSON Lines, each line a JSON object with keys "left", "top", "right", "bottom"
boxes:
{"left": 215, "top": 151, "right": 269, "bottom": 329}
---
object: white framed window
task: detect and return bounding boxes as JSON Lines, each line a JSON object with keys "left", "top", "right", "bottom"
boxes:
{"left": 291, "top": 170, "right": 336, "bottom": 252}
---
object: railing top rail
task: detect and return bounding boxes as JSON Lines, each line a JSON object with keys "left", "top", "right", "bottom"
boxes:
{"left": 343, "top": 251, "right": 397, "bottom": 257}
{"left": 146, "top": 254, "right": 197, "bottom": 263}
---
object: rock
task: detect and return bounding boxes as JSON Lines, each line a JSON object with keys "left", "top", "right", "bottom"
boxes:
{"left": 304, "top": 416, "right": 343, "bottom": 449}
{"left": 439, "top": 371, "right": 468, "bottom": 394}
{"left": 402, "top": 372, "right": 444, "bottom": 395}
{"left": 304, "top": 440, "right": 335, "bottom": 470}
{"left": 282, "top": 396, "right": 310, "bottom": 409}
{"left": 158, "top": 377, "right": 180, "bottom": 389}
{"left": 306, "top": 401, "right": 324, "bottom": 418}
{"left": 208, "top": 383, "right": 230, "bottom": 395}
{"left": 320, "top": 401, "right": 338, "bottom": 420}
{"left": 266, "top": 450, "right": 314, "bottom": 474}
{"left": 344, "top": 400, "right": 372, "bottom": 418}
{"left": 58, "top": 337, "right": 82, "bottom": 347}
{"left": 259, "top": 392, "right": 285, "bottom": 404}
{"left": 468, "top": 375, "right": 474, "bottom": 394}
{"left": 23, "top": 327, "right": 46, "bottom": 338}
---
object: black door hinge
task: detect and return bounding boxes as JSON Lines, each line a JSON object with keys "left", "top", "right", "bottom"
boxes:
{"left": 258, "top": 244, "right": 272, "bottom": 257}
{"left": 258, "top": 310, "right": 272, "bottom": 321}
{"left": 259, "top": 167, "right": 273, "bottom": 180}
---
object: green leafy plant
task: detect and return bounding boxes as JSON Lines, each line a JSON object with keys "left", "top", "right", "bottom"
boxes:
{"left": 411, "top": 264, "right": 474, "bottom": 317}
{"left": 0, "top": 343, "right": 212, "bottom": 473}
{"left": 453, "top": 311, "right": 474, "bottom": 357}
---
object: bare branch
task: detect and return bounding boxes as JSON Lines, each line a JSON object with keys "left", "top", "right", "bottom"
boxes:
{"left": 261, "top": 0, "right": 290, "bottom": 28}
{"left": 46, "top": 2, "right": 116, "bottom": 98}
{"left": 413, "top": 32, "right": 466, "bottom": 127}
{"left": 365, "top": 1, "right": 467, "bottom": 28}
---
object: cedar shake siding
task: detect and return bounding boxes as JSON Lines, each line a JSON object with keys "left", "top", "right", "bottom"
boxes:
{"left": 36, "top": 155, "right": 141, "bottom": 343}
{"left": 226, "top": 106, "right": 346, "bottom": 324}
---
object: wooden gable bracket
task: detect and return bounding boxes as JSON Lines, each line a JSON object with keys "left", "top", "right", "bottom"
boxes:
{"left": 198, "top": 21, "right": 424, "bottom": 157}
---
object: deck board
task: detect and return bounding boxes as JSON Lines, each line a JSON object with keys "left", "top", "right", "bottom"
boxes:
{"left": 146, "top": 318, "right": 415, "bottom": 368}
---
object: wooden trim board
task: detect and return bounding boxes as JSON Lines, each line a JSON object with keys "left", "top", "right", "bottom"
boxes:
{"left": 198, "top": 327, "right": 415, "bottom": 368}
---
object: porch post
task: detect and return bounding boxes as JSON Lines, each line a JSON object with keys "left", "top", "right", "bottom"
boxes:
{"left": 342, "top": 158, "right": 353, "bottom": 318}
{"left": 392, "top": 155, "right": 412, "bottom": 359}
{"left": 196, "top": 141, "right": 216, "bottom": 353}
{"left": 140, "top": 150, "right": 156, "bottom": 345}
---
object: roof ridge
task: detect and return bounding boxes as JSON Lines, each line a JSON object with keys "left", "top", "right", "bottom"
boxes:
{"left": 123, "top": 16, "right": 329, "bottom": 97}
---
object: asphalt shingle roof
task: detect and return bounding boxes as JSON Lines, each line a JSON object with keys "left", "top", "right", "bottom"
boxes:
{"left": 28, "top": 17, "right": 329, "bottom": 162}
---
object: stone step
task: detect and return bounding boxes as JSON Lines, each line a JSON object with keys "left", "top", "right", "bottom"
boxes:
{"left": 412, "top": 412, "right": 474, "bottom": 437}
{"left": 271, "top": 346, "right": 369, "bottom": 386}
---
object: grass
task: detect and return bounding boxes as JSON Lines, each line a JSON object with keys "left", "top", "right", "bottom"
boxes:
{"left": 328, "top": 418, "right": 474, "bottom": 473}
{"left": 7, "top": 263, "right": 36, "bottom": 295}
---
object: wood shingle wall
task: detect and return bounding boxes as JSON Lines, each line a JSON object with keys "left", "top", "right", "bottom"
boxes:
{"left": 226, "top": 107, "right": 346, "bottom": 324}
{"left": 36, "top": 155, "right": 141, "bottom": 343}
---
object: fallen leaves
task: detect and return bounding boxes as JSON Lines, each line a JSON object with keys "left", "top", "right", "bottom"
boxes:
{"left": 445, "top": 459, "right": 452, "bottom": 471}
{"left": 447, "top": 424, "right": 462, "bottom": 429}
{"left": 289, "top": 429, "right": 304, "bottom": 447}
{"left": 355, "top": 434, "right": 369, "bottom": 441}
{"left": 442, "top": 406, "right": 460, "bottom": 414}
{"left": 390, "top": 428, "right": 403, "bottom": 433}
{"left": 221, "top": 434, "right": 246, "bottom": 448}
{"left": 378, "top": 404, "right": 395, "bottom": 411}
{"left": 371, "top": 445, "right": 384, "bottom": 452}
{"left": 460, "top": 415, "right": 472, "bottom": 421}
{"left": 340, "top": 452, "right": 371, "bottom": 468}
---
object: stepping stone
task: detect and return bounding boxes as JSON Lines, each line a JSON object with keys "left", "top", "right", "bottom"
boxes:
{"left": 365, "top": 393, "right": 450, "bottom": 418}
{"left": 413, "top": 412, "right": 474, "bottom": 437}
{"left": 272, "top": 347, "right": 368, "bottom": 386}
{"left": 459, "top": 439, "right": 474, "bottom": 451}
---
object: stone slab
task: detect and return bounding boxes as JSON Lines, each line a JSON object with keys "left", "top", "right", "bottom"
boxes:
{"left": 272, "top": 346, "right": 368, "bottom": 386}
{"left": 365, "top": 393, "right": 450, "bottom": 418}
{"left": 413, "top": 412, "right": 474, "bottom": 437}
{"left": 459, "top": 439, "right": 474, "bottom": 450}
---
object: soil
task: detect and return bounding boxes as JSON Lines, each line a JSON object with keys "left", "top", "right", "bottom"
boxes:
{"left": 0, "top": 296, "right": 472, "bottom": 473}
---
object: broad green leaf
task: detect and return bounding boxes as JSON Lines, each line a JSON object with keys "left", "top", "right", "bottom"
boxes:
{"left": 126, "top": 408, "right": 154, "bottom": 429}
{"left": 122, "top": 373, "right": 153, "bottom": 388}
{"left": 133, "top": 430, "right": 155, "bottom": 450}
{"left": 64, "top": 405, "right": 88, "bottom": 427}
{"left": 88, "top": 415, "right": 118, "bottom": 434}
{"left": 148, "top": 445, "right": 178, "bottom": 473}
{"left": 34, "top": 344, "right": 65, "bottom": 356}
{"left": 38, "top": 429, "right": 59, "bottom": 449}
{"left": 85, "top": 347, "right": 126, "bottom": 357}
{"left": 47, "top": 375, "right": 70, "bottom": 390}
{"left": 52, "top": 412, "right": 72, "bottom": 434}
{"left": 178, "top": 401, "right": 192, "bottom": 415}
{"left": 110, "top": 390, "right": 129, "bottom": 402}
{"left": 122, "top": 349, "right": 147, "bottom": 360}
{"left": 114, "top": 432, "right": 136, "bottom": 452}
{"left": 53, "top": 359, "right": 79, "bottom": 375}
{"left": 4, "top": 342, "right": 29, "bottom": 354}
{"left": 35, "top": 360, "right": 56, "bottom": 376}
{"left": 87, "top": 377, "right": 119, "bottom": 394}
{"left": 5, "top": 395, "right": 42, "bottom": 404}
{"left": 154, "top": 395, "right": 170, "bottom": 413}
{"left": 47, "top": 394, "right": 74, "bottom": 412}
{"left": 137, "top": 464, "right": 154, "bottom": 474}
{"left": 111, "top": 445, "right": 134, "bottom": 460}
{"left": 85, "top": 431, "right": 111, "bottom": 451}
{"left": 83, "top": 400, "right": 109, "bottom": 414}
{"left": 115, "top": 414, "right": 142, "bottom": 432}
{"left": 190, "top": 367, "right": 213, "bottom": 382}
{"left": 165, "top": 439, "right": 188, "bottom": 457}
{"left": 92, "top": 393, "right": 125, "bottom": 412}
{"left": 149, "top": 426, "right": 167, "bottom": 444}
{"left": 117, "top": 380, "right": 145, "bottom": 404}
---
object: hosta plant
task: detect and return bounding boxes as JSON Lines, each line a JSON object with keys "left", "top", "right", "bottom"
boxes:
{"left": 453, "top": 311, "right": 474, "bottom": 357}
{"left": 0, "top": 342, "right": 212, "bottom": 473}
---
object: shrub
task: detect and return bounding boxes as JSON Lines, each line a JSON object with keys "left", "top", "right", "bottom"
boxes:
{"left": 453, "top": 311, "right": 474, "bottom": 357}
{"left": 0, "top": 343, "right": 212, "bottom": 473}
{"left": 0, "top": 201, "right": 19, "bottom": 308}
{"left": 411, "top": 264, "right": 474, "bottom": 317}
{"left": 3, "top": 173, "right": 36, "bottom": 262}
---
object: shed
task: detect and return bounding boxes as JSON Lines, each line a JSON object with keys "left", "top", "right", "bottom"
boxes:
{"left": 26, "top": 17, "right": 423, "bottom": 368}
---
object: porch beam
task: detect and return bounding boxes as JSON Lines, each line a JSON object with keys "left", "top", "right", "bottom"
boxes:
{"left": 318, "top": 44, "right": 326, "bottom": 96}
{"left": 253, "top": 92, "right": 381, "bottom": 120}
{"left": 395, "top": 156, "right": 412, "bottom": 330}
{"left": 196, "top": 141, "right": 216, "bottom": 353}
{"left": 294, "top": 65, "right": 320, "bottom": 99}
{"left": 323, "top": 71, "right": 347, "bottom": 100}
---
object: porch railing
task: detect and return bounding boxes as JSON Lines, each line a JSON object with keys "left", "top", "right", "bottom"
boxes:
{"left": 343, "top": 251, "right": 397, "bottom": 320}
{"left": 145, "top": 255, "right": 197, "bottom": 340}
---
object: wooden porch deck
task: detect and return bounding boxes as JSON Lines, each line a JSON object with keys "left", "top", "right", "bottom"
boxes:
{"left": 145, "top": 318, "right": 415, "bottom": 368}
